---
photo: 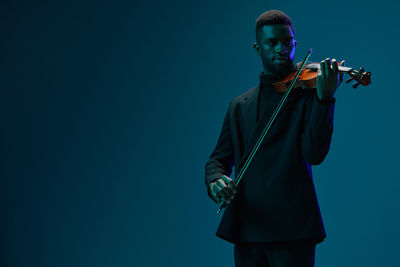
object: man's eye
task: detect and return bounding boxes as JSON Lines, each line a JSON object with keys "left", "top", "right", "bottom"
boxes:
{"left": 265, "top": 40, "right": 277, "bottom": 46}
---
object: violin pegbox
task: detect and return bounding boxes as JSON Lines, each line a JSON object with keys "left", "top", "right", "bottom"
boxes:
{"left": 306, "top": 62, "right": 372, "bottom": 89}
{"left": 345, "top": 67, "right": 372, "bottom": 89}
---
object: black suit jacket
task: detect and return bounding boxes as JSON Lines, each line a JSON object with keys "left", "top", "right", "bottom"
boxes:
{"left": 205, "top": 78, "right": 335, "bottom": 244}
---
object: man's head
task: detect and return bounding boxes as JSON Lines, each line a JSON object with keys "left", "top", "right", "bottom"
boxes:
{"left": 253, "top": 10, "right": 297, "bottom": 78}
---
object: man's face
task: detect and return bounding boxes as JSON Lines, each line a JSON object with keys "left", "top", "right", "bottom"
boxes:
{"left": 253, "top": 24, "right": 296, "bottom": 77}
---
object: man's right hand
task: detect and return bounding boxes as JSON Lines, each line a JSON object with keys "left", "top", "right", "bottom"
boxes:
{"left": 208, "top": 175, "right": 237, "bottom": 204}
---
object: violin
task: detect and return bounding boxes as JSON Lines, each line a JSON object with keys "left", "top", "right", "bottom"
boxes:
{"left": 272, "top": 62, "right": 372, "bottom": 93}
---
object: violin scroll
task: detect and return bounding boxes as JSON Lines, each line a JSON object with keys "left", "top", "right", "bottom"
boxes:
{"left": 345, "top": 67, "right": 371, "bottom": 89}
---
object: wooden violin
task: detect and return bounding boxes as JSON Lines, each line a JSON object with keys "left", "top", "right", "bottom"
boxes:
{"left": 272, "top": 62, "right": 372, "bottom": 93}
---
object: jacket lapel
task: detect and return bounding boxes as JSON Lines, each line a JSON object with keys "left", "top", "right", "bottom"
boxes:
{"left": 240, "top": 85, "right": 259, "bottom": 142}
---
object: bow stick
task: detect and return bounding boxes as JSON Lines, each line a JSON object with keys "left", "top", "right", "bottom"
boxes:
{"left": 217, "top": 49, "right": 313, "bottom": 214}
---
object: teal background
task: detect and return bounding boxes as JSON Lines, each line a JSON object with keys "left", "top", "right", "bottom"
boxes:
{"left": 2, "top": 0, "right": 398, "bottom": 266}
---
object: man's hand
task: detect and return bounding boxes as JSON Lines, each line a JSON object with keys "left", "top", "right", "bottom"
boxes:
{"left": 208, "top": 175, "right": 237, "bottom": 204}
{"left": 316, "top": 58, "right": 345, "bottom": 102}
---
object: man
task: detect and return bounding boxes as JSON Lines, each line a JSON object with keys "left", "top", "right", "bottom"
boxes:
{"left": 205, "top": 10, "right": 344, "bottom": 267}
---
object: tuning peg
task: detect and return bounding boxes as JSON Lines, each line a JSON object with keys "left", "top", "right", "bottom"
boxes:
{"left": 352, "top": 81, "right": 361, "bottom": 89}
{"left": 346, "top": 76, "right": 355, "bottom": 83}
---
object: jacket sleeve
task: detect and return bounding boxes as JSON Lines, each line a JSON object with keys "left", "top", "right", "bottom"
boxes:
{"left": 300, "top": 93, "right": 335, "bottom": 165}
{"left": 205, "top": 101, "right": 235, "bottom": 199}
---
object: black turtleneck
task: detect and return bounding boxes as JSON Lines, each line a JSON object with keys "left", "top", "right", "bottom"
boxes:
{"left": 257, "top": 64, "right": 299, "bottom": 122}
{"left": 257, "top": 71, "right": 281, "bottom": 123}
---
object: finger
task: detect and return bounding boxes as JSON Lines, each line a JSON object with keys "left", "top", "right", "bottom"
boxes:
{"left": 210, "top": 184, "right": 223, "bottom": 203}
{"left": 331, "top": 58, "right": 340, "bottom": 89}
{"left": 339, "top": 60, "right": 345, "bottom": 83}
{"left": 222, "top": 175, "right": 237, "bottom": 192}
{"left": 221, "top": 186, "right": 233, "bottom": 199}
{"left": 216, "top": 179, "right": 227, "bottom": 189}
{"left": 332, "top": 58, "right": 339, "bottom": 78}
{"left": 216, "top": 192, "right": 225, "bottom": 203}
{"left": 217, "top": 178, "right": 235, "bottom": 196}
{"left": 211, "top": 190, "right": 222, "bottom": 203}
{"left": 319, "top": 60, "right": 325, "bottom": 78}
{"left": 324, "top": 58, "right": 332, "bottom": 76}
{"left": 215, "top": 180, "right": 232, "bottom": 199}
{"left": 222, "top": 188, "right": 235, "bottom": 202}
{"left": 214, "top": 188, "right": 231, "bottom": 204}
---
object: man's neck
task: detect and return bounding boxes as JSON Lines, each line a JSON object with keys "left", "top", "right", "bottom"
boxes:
{"left": 262, "top": 70, "right": 286, "bottom": 82}
{"left": 262, "top": 65, "right": 294, "bottom": 82}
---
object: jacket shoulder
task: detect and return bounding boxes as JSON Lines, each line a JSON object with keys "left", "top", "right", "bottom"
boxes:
{"left": 230, "top": 85, "right": 259, "bottom": 108}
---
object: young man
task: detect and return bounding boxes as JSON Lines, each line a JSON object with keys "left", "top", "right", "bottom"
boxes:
{"left": 205, "top": 10, "right": 344, "bottom": 267}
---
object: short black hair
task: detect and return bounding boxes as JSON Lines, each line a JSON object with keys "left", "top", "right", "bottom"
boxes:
{"left": 255, "top": 10, "right": 294, "bottom": 43}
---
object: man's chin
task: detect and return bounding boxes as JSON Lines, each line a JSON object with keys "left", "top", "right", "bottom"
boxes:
{"left": 275, "top": 57, "right": 290, "bottom": 63}
{"left": 263, "top": 61, "right": 293, "bottom": 78}
{"left": 274, "top": 62, "right": 292, "bottom": 76}
{"left": 274, "top": 59, "right": 291, "bottom": 67}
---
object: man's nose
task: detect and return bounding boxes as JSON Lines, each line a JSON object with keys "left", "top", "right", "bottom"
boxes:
{"left": 275, "top": 42, "right": 288, "bottom": 54}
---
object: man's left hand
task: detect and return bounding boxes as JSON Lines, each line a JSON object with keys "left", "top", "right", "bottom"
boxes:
{"left": 316, "top": 58, "right": 345, "bottom": 102}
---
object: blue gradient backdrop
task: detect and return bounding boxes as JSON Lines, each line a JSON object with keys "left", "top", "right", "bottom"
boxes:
{"left": 2, "top": 0, "right": 399, "bottom": 266}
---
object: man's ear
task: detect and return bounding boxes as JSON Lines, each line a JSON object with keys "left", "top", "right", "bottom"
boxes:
{"left": 253, "top": 41, "right": 261, "bottom": 56}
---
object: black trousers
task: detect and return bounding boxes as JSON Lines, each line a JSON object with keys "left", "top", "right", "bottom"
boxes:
{"left": 234, "top": 240, "right": 316, "bottom": 267}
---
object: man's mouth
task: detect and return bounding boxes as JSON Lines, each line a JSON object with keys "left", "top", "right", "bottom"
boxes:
{"left": 275, "top": 56, "right": 289, "bottom": 61}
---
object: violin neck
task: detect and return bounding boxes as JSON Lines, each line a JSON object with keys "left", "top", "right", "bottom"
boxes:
{"left": 338, "top": 66, "right": 353, "bottom": 73}
{"left": 306, "top": 63, "right": 352, "bottom": 73}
